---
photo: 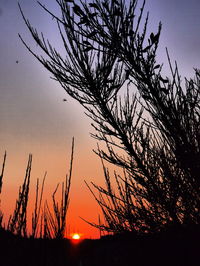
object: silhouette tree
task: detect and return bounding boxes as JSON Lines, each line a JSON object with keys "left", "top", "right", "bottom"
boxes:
{"left": 19, "top": 0, "right": 200, "bottom": 234}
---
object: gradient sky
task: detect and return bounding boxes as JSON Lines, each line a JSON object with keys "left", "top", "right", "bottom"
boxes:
{"left": 0, "top": 0, "right": 200, "bottom": 238}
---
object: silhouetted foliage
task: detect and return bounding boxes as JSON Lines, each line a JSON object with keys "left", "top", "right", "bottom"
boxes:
{"left": 8, "top": 155, "right": 32, "bottom": 237}
{"left": 0, "top": 152, "right": 6, "bottom": 226}
{"left": 41, "top": 137, "right": 74, "bottom": 239}
{"left": 31, "top": 172, "right": 46, "bottom": 238}
{"left": 19, "top": 0, "right": 200, "bottom": 235}
{"left": 0, "top": 152, "right": 6, "bottom": 193}
{"left": 0, "top": 139, "right": 74, "bottom": 238}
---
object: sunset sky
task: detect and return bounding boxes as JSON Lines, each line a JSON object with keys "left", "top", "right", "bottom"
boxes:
{"left": 0, "top": 0, "right": 200, "bottom": 239}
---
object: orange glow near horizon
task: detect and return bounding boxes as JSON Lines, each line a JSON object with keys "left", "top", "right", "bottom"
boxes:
{"left": 0, "top": 147, "right": 102, "bottom": 239}
{"left": 70, "top": 233, "right": 83, "bottom": 244}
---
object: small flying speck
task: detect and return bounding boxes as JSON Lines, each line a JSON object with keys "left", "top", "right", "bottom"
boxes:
{"left": 63, "top": 98, "right": 67, "bottom": 102}
{"left": 16, "top": 60, "right": 19, "bottom": 64}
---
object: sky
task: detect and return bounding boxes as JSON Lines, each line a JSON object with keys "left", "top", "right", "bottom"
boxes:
{"left": 0, "top": 0, "right": 200, "bottom": 239}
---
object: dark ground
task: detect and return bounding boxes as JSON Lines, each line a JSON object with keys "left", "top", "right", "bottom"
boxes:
{"left": 0, "top": 226, "right": 199, "bottom": 266}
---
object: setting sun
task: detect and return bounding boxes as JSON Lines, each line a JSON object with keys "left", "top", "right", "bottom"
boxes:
{"left": 72, "top": 233, "right": 81, "bottom": 240}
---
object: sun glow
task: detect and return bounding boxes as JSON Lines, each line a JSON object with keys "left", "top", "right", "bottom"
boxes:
{"left": 72, "top": 233, "right": 81, "bottom": 240}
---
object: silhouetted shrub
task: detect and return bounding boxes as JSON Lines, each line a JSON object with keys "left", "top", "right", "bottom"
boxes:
{"left": 0, "top": 138, "right": 74, "bottom": 238}
{"left": 19, "top": 0, "right": 200, "bottom": 235}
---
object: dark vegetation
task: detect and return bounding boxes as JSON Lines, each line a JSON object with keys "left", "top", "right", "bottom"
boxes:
{"left": 0, "top": 138, "right": 74, "bottom": 239}
{"left": 18, "top": 0, "right": 200, "bottom": 233}
{"left": 1, "top": 0, "right": 200, "bottom": 265}
{"left": 0, "top": 224, "right": 200, "bottom": 265}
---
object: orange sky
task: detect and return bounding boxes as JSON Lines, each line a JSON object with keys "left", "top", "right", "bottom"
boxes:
{"left": 0, "top": 136, "right": 105, "bottom": 239}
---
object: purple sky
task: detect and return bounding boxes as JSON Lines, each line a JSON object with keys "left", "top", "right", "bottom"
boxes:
{"left": 1, "top": 0, "right": 200, "bottom": 151}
